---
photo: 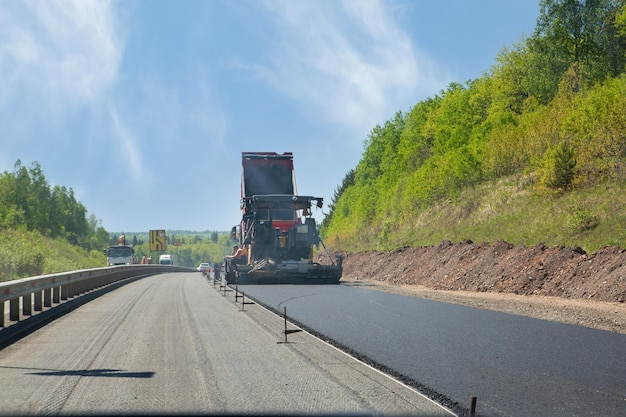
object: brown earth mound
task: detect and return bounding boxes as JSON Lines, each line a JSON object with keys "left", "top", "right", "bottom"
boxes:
{"left": 315, "top": 241, "right": 626, "bottom": 333}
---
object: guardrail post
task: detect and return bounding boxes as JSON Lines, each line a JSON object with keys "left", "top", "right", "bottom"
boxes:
{"left": 82, "top": 279, "right": 91, "bottom": 294}
{"left": 23, "top": 293, "right": 32, "bottom": 317}
{"left": 53, "top": 285, "right": 61, "bottom": 304}
{"left": 71, "top": 283, "right": 80, "bottom": 298}
{"left": 61, "top": 284, "right": 69, "bottom": 301}
{"left": 34, "top": 290, "right": 43, "bottom": 312}
{"left": 43, "top": 288, "right": 52, "bottom": 308}
{"left": 77, "top": 280, "right": 84, "bottom": 294}
{"left": 9, "top": 297, "right": 20, "bottom": 322}
{"left": 67, "top": 283, "right": 75, "bottom": 298}
{"left": 1, "top": 301, "right": 6, "bottom": 328}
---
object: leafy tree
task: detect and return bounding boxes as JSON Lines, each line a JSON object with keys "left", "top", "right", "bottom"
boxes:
{"left": 528, "top": 0, "right": 626, "bottom": 103}
{"left": 562, "top": 73, "right": 626, "bottom": 183}
{"left": 423, "top": 83, "right": 474, "bottom": 155}
{"left": 490, "top": 44, "right": 532, "bottom": 115}
{"left": 396, "top": 98, "right": 439, "bottom": 172}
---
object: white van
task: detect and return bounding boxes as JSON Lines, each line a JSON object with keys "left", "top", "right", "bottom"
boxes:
{"left": 158, "top": 254, "right": 177, "bottom": 265}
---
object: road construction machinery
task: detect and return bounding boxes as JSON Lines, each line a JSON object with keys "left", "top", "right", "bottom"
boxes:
{"left": 224, "top": 152, "right": 342, "bottom": 284}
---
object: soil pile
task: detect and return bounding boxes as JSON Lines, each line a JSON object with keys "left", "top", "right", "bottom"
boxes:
{"left": 330, "top": 240, "right": 625, "bottom": 303}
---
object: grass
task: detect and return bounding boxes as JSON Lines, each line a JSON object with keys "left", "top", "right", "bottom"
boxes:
{"left": 0, "top": 228, "right": 105, "bottom": 282}
{"left": 369, "top": 178, "right": 625, "bottom": 254}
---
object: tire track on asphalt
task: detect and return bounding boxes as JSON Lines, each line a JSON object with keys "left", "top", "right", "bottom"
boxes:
{"left": 38, "top": 275, "right": 168, "bottom": 414}
{"left": 177, "top": 273, "right": 226, "bottom": 410}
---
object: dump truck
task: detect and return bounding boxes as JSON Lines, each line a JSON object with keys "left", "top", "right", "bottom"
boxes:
{"left": 224, "top": 152, "right": 342, "bottom": 284}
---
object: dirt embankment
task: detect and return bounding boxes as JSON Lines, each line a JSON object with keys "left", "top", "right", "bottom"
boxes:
{"left": 316, "top": 241, "right": 626, "bottom": 334}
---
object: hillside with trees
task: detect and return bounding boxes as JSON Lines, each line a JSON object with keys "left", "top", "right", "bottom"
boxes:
{"left": 322, "top": 0, "right": 626, "bottom": 253}
{"left": 0, "top": 161, "right": 110, "bottom": 280}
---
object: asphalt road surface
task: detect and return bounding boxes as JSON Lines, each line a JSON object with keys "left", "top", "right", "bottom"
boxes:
{"left": 0, "top": 273, "right": 452, "bottom": 416}
{"left": 239, "top": 282, "right": 626, "bottom": 417}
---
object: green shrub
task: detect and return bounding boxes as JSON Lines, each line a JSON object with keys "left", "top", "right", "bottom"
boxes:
{"left": 565, "top": 200, "right": 599, "bottom": 233}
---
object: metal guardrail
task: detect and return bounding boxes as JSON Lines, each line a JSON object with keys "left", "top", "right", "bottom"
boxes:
{"left": 1, "top": 265, "right": 191, "bottom": 329}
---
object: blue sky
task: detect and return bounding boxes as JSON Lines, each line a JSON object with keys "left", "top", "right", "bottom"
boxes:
{"left": 0, "top": 0, "right": 540, "bottom": 233}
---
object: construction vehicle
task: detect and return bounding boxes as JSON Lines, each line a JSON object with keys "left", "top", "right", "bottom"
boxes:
{"left": 224, "top": 152, "right": 342, "bottom": 284}
{"left": 104, "top": 244, "right": 135, "bottom": 266}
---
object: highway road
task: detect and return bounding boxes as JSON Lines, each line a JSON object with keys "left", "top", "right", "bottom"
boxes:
{"left": 240, "top": 282, "right": 626, "bottom": 417}
{"left": 0, "top": 272, "right": 452, "bottom": 416}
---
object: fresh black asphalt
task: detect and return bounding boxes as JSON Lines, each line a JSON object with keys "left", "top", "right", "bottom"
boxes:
{"left": 238, "top": 283, "right": 626, "bottom": 417}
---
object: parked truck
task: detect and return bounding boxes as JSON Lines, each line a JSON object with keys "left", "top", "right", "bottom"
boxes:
{"left": 224, "top": 151, "right": 342, "bottom": 284}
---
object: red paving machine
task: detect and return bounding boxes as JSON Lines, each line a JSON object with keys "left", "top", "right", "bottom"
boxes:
{"left": 224, "top": 152, "right": 342, "bottom": 284}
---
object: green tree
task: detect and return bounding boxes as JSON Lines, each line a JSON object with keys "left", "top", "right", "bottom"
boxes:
{"left": 0, "top": 170, "right": 24, "bottom": 228}
{"left": 396, "top": 98, "right": 439, "bottom": 172}
{"left": 617, "top": 3, "right": 626, "bottom": 36}
{"left": 529, "top": 0, "right": 626, "bottom": 102}
{"left": 543, "top": 141, "right": 577, "bottom": 190}
{"left": 26, "top": 163, "right": 53, "bottom": 236}
{"left": 0, "top": 161, "right": 107, "bottom": 251}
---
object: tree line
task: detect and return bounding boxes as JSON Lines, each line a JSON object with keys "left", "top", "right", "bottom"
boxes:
{"left": 0, "top": 160, "right": 109, "bottom": 252}
{"left": 322, "top": 0, "right": 626, "bottom": 250}
{"left": 131, "top": 232, "right": 232, "bottom": 268}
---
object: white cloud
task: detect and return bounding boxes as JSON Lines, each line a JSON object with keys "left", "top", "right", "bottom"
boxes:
{"left": 109, "top": 104, "right": 149, "bottom": 187}
{"left": 0, "top": 0, "right": 122, "bottom": 116}
{"left": 256, "top": 0, "right": 448, "bottom": 133}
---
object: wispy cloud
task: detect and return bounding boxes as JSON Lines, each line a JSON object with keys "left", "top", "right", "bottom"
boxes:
{"left": 0, "top": 0, "right": 122, "bottom": 118}
{"left": 109, "top": 105, "right": 149, "bottom": 186}
{"left": 256, "top": 0, "right": 448, "bottom": 132}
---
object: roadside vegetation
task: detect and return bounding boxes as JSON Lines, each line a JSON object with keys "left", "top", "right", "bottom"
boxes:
{"left": 321, "top": 0, "right": 626, "bottom": 253}
{"left": 0, "top": 161, "right": 230, "bottom": 281}
{"left": 0, "top": 161, "right": 110, "bottom": 281}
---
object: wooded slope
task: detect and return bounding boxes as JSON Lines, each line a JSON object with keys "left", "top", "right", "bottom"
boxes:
{"left": 322, "top": 1, "right": 626, "bottom": 253}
